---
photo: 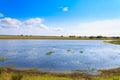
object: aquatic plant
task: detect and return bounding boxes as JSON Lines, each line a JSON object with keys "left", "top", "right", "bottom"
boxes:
{"left": 46, "top": 51, "right": 53, "bottom": 55}
{"left": 80, "top": 50, "right": 83, "bottom": 53}
{"left": 0, "top": 57, "right": 6, "bottom": 61}
{"left": 67, "top": 49, "right": 71, "bottom": 52}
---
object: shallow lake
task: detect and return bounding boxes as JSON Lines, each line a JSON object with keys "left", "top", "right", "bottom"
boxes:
{"left": 0, "top": 40, "right": 120, "bottom": 74}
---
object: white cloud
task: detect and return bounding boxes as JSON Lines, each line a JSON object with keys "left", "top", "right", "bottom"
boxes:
{"left": 24, "top": 18, "right": 42, "bottom": 25}
{"left": 59, "top": 7, "right": 69, "bottom": 12}
{"left": 63, "top": 7, "right": 68, "bottom": 12}
{"left": 72, "top": 19, "right": 120, "bottom": 36}
{"left": 0, "top": 17, "right": 56, "bottom": 30}
{"left": 0, "top": 18, "right": 21, "bottom": 28}
{"left": 80, "top": 19, "right": 120, "bottom": 28}
{"left": 0, "top": 13, "right": 4, "bottom": 17}
{"left": 0, "top": 17, "right": 64, "bottom": 35}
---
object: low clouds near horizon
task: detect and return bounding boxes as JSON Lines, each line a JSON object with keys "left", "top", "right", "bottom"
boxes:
{"left": 69, "top": 19, "right": 120, "bottom": 36}
{"left": 0, "top": 16, "right": 64, "bottom": 35}
{"left": 0, "top": 13, "right": 120, "bottom": 36}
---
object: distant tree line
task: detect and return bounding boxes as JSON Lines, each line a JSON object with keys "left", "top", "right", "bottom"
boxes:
{"left": 67, "top": 35, "right": 120, "bottom": 39}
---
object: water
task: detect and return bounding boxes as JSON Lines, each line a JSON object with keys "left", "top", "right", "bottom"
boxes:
{"left": 0, "top": 40, "right": 120, "bottom": 74}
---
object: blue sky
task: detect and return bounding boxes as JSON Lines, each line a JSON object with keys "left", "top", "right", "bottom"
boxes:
{"left": 0, "top": 0, "right": 120, "bottom": 36}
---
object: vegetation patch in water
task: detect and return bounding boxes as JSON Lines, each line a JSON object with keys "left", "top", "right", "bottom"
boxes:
{"left": 66, "top": 49, "right": 71, "bottom": 52}
{"left": 46, "top": 51, "right": 54, "bottom": 55}
{"left": 0, "top": 57, "right": 6, "bottom": 61}
{"left": 79, "top": 50, "right": 83, "bottom": 53}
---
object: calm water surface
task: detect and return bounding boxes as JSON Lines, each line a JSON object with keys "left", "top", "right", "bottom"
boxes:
{"left": 0, "top": 40, "right": 120, "bottom": 74}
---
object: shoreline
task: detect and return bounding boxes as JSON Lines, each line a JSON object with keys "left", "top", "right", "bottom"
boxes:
{"left": 1, "top": 66, "right": 120, "bottom": 80}
{"left": 7, "top": 67, "right": 120, "bottom": 75}
{"left": 0, "top": 35, "right": 120, "bottom": 40}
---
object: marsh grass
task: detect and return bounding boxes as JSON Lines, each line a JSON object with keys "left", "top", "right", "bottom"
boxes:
{"left": 0, "top": 67, "right": 120, "bottom": 80}
{"left": 0, "top": 67, "right": 6, "bottom": 74}
{"left": 11, "top": 74, "right": 23, "bottom": 80}
{"left": 46, "top": 51, "right": 54, "bottom": 55}
{"left": 104, "top": 40, "right": 120, "bottom": 45}
{"left": 110, "top": 41, "right": 120, "bottom": 45}
{"left": 0, "top": 57, "right": 6, "bottom": 61}
{"left": 80, "top": 50, "right": 83, "bottom": 53}
{"left": 23, "top": 75, "right": 72, "bottom": 80}
{"left": 67, "top": 49, "right": 71, "bottom": 52}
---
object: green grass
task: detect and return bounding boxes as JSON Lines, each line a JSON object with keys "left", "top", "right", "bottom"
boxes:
{"left": 110, "top": 41, "right": 120, "bottom": 45}
{"left": 0, "top": 73, "right": 72, "bottom": 80}
{"left": 11, "top": 74, "right": 23, "bottom": 80}
{"left": 0, "top": 69, "right": 120, "bottom": 80}
{"left": 1, "top": 72, "right": 120, "bottom": 80}
{"left": 104, "top": 40, "right": 120, "bottom": 45}
{"left": 0, "top": 57, "right": 6, "bottom": 61}
{"left": 46, "top": 51, "right": 53, "bottom": 55}
{"left": 93, "top": 76, "right": 120, "bottom": 80}
{"left": 23, "top": 75, "right": 72, "bottom": 80}
{"left": 0, "top": 67, "right": 6, "bottom": 74}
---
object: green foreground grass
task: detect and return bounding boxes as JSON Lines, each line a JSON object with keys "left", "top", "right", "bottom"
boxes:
{"left": 0, "top": 73, "right": 72, "bottom": 80}
{"left": 0, "top": 67, "right": 120, "bottom": 80}
{"left": 0, "top": 72, "right": 120, "bottom": 80}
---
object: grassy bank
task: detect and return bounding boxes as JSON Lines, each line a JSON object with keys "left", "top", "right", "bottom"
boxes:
{"left": 0, "top": 35, "right": 120, "bottom": 40}
{"left": 109, "top": 41, "right": 120, "bottom": 45}
{"left": 105, "top": 40, "right": 120, "bottom": 45}
{"left": 0, "top": 67, "right": 120, "bottom": 80}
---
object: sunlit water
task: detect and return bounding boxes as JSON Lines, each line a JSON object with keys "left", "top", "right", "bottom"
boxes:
{"left": 0, "top": 40, "right": 120, "bottom": 75}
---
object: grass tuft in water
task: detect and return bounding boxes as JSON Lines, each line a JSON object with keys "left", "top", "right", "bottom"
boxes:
{"left": 80, "top": 50, "right": 84, "bottom": 53}
{"left": 67, "top": 49, "right": 71, "bottom": 52}
{"left": 0, "top": 57, "right": 6, "bottom": 61}
{"left": 46, "top": 51, "right": 53, "bottom": 55}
